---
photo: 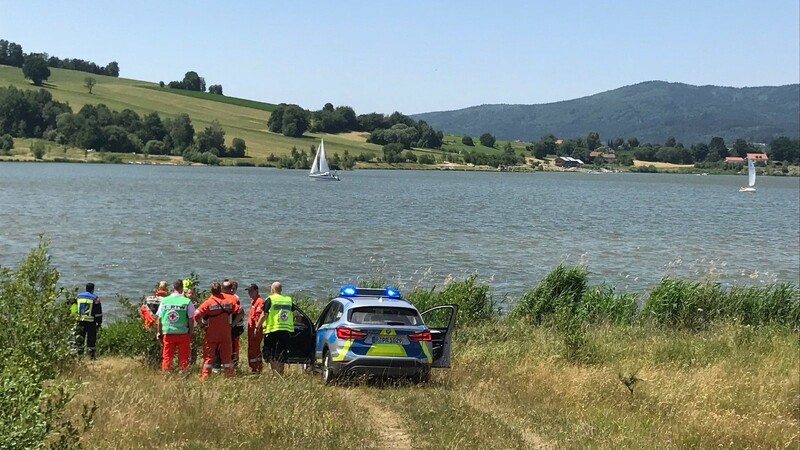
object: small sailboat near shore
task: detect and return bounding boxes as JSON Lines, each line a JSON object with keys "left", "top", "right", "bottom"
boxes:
{"left": 309, "top": 139, "right": 340, "bottom": 181}
{"left": 739, "top": 159, "right": 756, "bottom": 192}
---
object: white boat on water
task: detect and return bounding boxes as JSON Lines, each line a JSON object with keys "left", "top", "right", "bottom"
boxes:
{"left": 309, "top": 139, "right": 340, "bottom": 181}
{"left": 739, "top": 159, "right": 756, "bottom": 192}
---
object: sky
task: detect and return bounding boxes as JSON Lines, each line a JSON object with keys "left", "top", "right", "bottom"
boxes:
{"left": 1, "top": 0, "right": 798, "bottom": 115}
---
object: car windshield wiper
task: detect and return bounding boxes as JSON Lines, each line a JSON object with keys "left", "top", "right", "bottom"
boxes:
{"left": 384, "top": 321, "right": 406, "bottom": 326}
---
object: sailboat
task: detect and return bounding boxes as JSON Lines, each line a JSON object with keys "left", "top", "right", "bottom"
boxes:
{"left": 309, "top": 139, "right": 340, "bottom": 181}
{"left": 739, "top": 158, "right": 756, "bottom": 192}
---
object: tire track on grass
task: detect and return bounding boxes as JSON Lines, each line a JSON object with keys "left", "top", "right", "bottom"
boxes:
{"left": 344, "top": 387, "right": 414, "bottom": 449}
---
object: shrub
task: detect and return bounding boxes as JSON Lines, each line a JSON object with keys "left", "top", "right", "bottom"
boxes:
{"left": 581, "top": 284, "right": 638, "bottom": 325}
{"left": 418, "top": 154, "right": 435, "bottom": 164}
{"left": 0, "top": 241, "right": 93, "bottom": 448}
{"left": 406, "top": 274, "right": 496, "bottom": 324}
{"left": 642, "top": 279, "right": 723, "bottom": 329}
{"left": 31, "top": 140, "right": 46, "bottom": 159}
{"left": 461, "top": 136, "right": 474, "bottom": 146}
{"left": 510, "top": 264, "right": 588, "bottom": 323}
{"left": 0, "top": 133, "right": 12, "bottom": 153}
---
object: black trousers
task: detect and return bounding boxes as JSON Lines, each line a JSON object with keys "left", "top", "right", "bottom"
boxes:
{"left": 75, "top": 321, "right": 97, "bottom": 359}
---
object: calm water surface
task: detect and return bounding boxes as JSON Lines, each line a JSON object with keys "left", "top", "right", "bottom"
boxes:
{"left": 1, "top": 163, "right": 798, "bottom": 316}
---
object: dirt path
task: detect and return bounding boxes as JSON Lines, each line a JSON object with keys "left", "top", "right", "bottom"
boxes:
{"left": 344, "top": 388, "right": 414, "bottom": 449}
{"left": 466, "top": 381, "right": 554, "bottom": 449}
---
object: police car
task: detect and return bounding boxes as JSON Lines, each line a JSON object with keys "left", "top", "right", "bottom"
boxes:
{"left": 279, "top": 286, "right": 457, "bottom": 384}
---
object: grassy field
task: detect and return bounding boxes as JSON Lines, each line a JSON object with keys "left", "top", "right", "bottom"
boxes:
{"left": 63, "top": 321, "right": 798, "bottom": 449}
{"left": 0, "top": 65, "right": 523, "bottom": 165}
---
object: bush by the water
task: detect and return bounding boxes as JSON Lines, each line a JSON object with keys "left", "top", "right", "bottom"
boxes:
{"left": 406, "top": 274, "right": 495, "bottom": 324}
{"left": 0, "top": 241, "right": 93, "bottom": 449}
{"left": 509, "top": 264, "right": 588, "bottom": 323}
{"left": 643, "top": 278, "right": 800, "bottom": 330}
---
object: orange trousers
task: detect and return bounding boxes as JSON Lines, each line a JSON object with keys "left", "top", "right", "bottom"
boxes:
{"left": 247, "top": 329, "right": 263, "bottom": 373}
{"left": 161, "top": 333, "right": 190, "bottom": 372}
{"left": 200, "top": 337, "right": 234, "bottom": 380}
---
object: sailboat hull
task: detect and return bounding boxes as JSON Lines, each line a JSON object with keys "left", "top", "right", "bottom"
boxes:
{"left": 309, "top": 173, "right": 340, "bottom": 181}
{"left": 739, "top": 186, "right": 756, "bottom": 192}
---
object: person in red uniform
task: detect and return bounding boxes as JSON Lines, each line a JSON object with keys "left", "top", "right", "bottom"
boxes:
{"left": 245, "top": 283, "right": 265, "bottom": 373}
{"left": 194, "top": 281, "right": 242, "bottom": 380}
{"left": 222, "top": 279, "right": 244, "bottom": 367}
{"left": 140, "top": 281, "right": 168, "bottom": 329}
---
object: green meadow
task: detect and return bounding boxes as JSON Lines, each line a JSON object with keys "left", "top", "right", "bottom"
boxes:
{"left": 0, "top": 65, "right": 527, "bottom": 165}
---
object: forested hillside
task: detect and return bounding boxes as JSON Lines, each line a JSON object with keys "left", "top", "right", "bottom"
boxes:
{"left": 412, "top": 81, "right": 800, "bottom": 144}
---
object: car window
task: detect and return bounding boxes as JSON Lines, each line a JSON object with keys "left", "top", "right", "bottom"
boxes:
{"left": 349, "top": 307, "right": 422, "bottom": 326}
{"left": 319, "top": 302, "right": 338, "bottom": 326}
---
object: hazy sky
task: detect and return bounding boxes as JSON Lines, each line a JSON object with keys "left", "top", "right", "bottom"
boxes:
{"left": 2, "top": 0, "right": 798, "bottom": 114}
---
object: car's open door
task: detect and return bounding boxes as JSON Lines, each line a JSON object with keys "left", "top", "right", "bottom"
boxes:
{"left": 420, "top": 304, "right": 458, "bottom": 368}
{"left": 285, "top": 305, "right": 315, "bottom": 364}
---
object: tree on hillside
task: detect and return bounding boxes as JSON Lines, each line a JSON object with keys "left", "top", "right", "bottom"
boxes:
{"left": 22, "top": 55, "right": 51, "bottom": 86}
{"left": 208, "top": 84, "right": 223, "bottom": 95}
{"left": 0, "top": 40, "right": 25, "bottom": 67}
{"left": 196, "top": 120, "right": 226, "bottom": 154}
{"left": 768, "top": 136, "right": 800, "bottom": 163}
{"left": 627, "top": 137, "right": 640, "bottom": 148}
{"left": 585, "top": 131, "right": 601, "bottom": 151}
{"left": 167, "top": 113, "right": 195, "bottom": 154}
{"left": 462, "top": 136, "right": 474, "bottom": 146}
{"left": 84, "top": 77, "right": 96, "bottom": 94}
{"left": 267, "top": 104, "right": 310, "bottom": 137}
{"left": 479, "top": 132, "right": 496, "bottom": 147}
{"left": 708, "top": 137, "right": 728, "bottom": 161}
{"left": 105, "top": 61, "right": 120, "bottom": 77}
{"left": 732, "top": 138, "right": 752, "bottom": 158}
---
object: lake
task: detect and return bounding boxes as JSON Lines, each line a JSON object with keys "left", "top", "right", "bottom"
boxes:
{"left": 1, "top": 163, "right": 798, "bottom": 316}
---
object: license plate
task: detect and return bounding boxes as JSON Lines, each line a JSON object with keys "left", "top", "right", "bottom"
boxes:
{"left": 374, "top": 336, "right": 402, "bottom": 344}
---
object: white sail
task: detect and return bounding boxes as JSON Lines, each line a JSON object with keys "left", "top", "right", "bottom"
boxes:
{"left": 318, "top": 139, "right": 331, "bottom": 174}
{"left": 310, "top": 145, "right": 321, "bottom": 175}
{"left": 747, "top": 159, "right": 756, "bottom": 187}
{"left": 309, "top": 139, "right": 340, "bottom": 180}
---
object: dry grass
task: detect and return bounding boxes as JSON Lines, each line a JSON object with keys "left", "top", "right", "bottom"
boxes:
{"left": 64, "top": 322, "right": 798, "bottom": 449}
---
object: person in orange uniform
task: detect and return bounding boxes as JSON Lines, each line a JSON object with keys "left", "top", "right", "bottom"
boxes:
{"left": 155, "top": 280, "right": 195, "bottom": 373}
{"left": 194, "top": 281, "right": 242, "bottom": 379}
{"left": 222, "top": 279, "right": 244, "bottom": 367}
{"left": 245, "top": 283, "right": 265, "bottom": 373}
{"left": 140, "top": 281, "right": 168, "bottom": 329}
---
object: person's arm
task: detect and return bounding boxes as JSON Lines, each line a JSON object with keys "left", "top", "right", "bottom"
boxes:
{"left": 258, "top": 299, "right": 271, "bottom": 332}
{"left": 155, "top": 303, "right": 163, "bottom": 337}
{"left": 93, "top": 298, "right": 103, "bottom": 327}
{"left": 187, "top": 302, "right": 196, "bottom": 334}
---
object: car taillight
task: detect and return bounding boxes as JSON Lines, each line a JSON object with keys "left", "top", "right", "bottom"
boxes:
{"left": 336, "top": 327, "right": 367, "bottom": 340}
{"left": 409, "top": 329, "right": 432, "bottom": 341}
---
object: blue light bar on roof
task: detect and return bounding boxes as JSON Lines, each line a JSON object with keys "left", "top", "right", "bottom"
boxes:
{"left": 385, "top": 287, "right": 401, "bottom": 298}
{"left": 340, "top": 285, "right": 357, "bottom": 297}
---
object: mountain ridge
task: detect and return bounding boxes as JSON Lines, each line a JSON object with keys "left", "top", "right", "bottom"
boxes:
{"left": 411, "top": 81, "right": 800, "bottom": 144}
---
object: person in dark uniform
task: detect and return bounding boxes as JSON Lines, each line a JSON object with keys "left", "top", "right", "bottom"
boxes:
{"left": 73, "top": 282, "right": 103, "bottom": 359}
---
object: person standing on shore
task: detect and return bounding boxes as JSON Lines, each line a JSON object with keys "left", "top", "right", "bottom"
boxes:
{"left": 262, "top": 281, "right": 294, "bottom": 375}
{"left": 141, "top": 281, "right": 168, "bottom": 329}
{"left": 73, "top": 282, "right": 102, "bottom": 360}
{"left": 156, "top": 280, "right": 195, "bottom": 374}
{"left": 245, "top": 283, "right": 265, "bottom": 373}
{"left": 195, "top": 281, "right": 241, "bottom": 380}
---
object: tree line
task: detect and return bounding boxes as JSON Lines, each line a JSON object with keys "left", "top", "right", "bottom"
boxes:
{"left": 521, "top": 131, "right": 799, "bottom": 164}
{"left": 267, "top": 102, "right": 444, "bottom": 150}
{"left": 163, "top": 71, "right": 223, "bottom": 96}
{"left": 0, "top": 85, "right": 246, "bottom": 164}
{"left": 0, "top": 39, "right": 119, "bottom": 77}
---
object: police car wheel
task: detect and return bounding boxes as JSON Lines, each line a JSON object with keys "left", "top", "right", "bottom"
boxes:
{"left": 322, "top": 351, "right": 336, "bottom": 385}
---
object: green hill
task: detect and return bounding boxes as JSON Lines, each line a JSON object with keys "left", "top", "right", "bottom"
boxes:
{"left": 0, "top": 65, "right": 384, "bottom": 159}
{"left": 411, "top": 81, "right": 800, "bottom": 145}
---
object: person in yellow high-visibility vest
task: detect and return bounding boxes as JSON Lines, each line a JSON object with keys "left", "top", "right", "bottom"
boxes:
{"left": 261, "top": 281, "right": 294, "bottom": 375}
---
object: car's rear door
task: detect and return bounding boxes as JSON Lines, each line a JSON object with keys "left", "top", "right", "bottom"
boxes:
{"left": 420, "top": 304, "right": 458, "bottom": 368}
